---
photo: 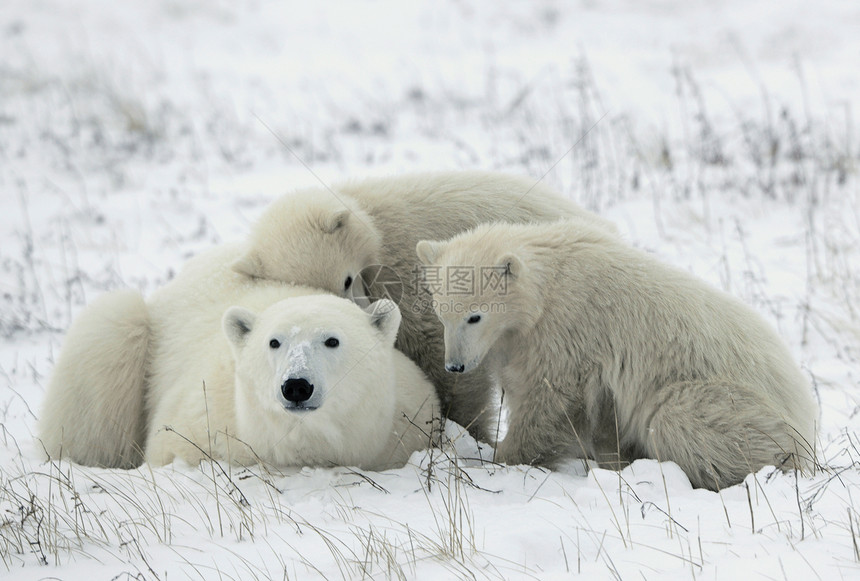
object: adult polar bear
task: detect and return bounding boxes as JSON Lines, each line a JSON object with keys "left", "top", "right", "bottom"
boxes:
{"left": 232, "top": 171, "right": 615, "bottom": 442}
{"left": 416, "top": 221, "right": 818, "bottom": 490}
{"left": 39, "top": 244, "right": 439, "bottom": 470}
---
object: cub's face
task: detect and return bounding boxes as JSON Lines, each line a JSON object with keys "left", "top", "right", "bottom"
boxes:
{"left": 415, "top": 238, "right": 528, "bottom": 374}
{"left": 223, "top": 296, "right": 401, "bottom": 422}
{"left": 232, "top": 191, "right": 382, "bottom": 302}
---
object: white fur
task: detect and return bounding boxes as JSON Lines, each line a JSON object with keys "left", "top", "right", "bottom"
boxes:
{"left": 211, "top": 296, "right": 438, "bottom": 469}
{"left": 41, "top": 244, "right": 439, "bottom": 470}
{"left": 417, "top": 220, "right": 819, "bottom": 490}
{"left": 39, "top": 289, "right": 150, "bottom": 468}
{"left": 232, "top": 171, "right": 616, "bottom": 442}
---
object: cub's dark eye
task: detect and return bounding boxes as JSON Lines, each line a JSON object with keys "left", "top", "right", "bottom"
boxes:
{"left": 324, "top": 337, "right": 340, "bottom": 348}
{"left": 269, "top": 338, "right": 281, "bottom": 349}
{"left": 467, "top": 314, "right": 482, "bottom": 324}
{"left": 344, "top": 276, "right": 353, "bottom": 291}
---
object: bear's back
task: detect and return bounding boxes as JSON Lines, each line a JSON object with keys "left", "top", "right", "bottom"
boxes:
{"left": 506, "top": 221, "right": 817, "bottom": 445}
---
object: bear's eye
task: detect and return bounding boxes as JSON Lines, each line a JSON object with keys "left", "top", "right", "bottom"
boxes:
{"left": 344, "top": 276, "right": 353, "bottom": 291}
{"left": 269, "top": 338, "right": 281, "bottom": 349}
{"left": 324, "top": 337, "right": 340, "bottom": 348}
{"left": 467, "top": 314, "right": 482, "bottom": 324}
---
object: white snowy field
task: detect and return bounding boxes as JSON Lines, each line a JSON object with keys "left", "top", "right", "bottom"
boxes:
{"left": 1, "top": 1, "right": 859, "bottom": 579}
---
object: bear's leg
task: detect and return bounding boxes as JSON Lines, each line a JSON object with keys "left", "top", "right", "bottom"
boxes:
{"left": 641, "top": 380, "right": 809, "bottom": 490}
{"left": 494, "top": 379, "right": 594, "bottom": 467}
{"left": 39, "top": 289, "right": 150, "bottom": 468}
{"left": 442, "top": 367, "right": 497, "bottom": 445}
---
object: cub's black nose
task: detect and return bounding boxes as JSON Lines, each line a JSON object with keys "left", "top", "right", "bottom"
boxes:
{"left": 445, "top": 363, "right": 465, "bottom": 373}
{"left": 282, "top": 378, "right": 314, "bottom": 403}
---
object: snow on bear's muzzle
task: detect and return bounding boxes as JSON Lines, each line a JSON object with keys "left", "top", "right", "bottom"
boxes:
{"left": 276, "top": 341, "right": 324, "bottom": 411}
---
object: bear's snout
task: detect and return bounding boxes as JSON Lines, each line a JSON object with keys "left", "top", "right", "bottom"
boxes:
{"left": 445, "top": 363, "right": 466, "bottom": 373}
{"left": 282, "top": 377, "right": 314, "bottom": 404}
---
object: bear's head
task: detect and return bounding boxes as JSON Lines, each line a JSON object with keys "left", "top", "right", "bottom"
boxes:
{"left": 232, "top": 189, "right": 382, "bottom": 302}
{"left": 222, "top": 294, "right": 401, "bottom": 467}
{"left": 416, "top": 225, "right": 541, "bottom": 374}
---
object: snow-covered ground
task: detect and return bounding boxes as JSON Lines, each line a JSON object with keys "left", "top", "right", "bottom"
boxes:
{"left": 1, "top": 1, "right": 858, "bottom": 578}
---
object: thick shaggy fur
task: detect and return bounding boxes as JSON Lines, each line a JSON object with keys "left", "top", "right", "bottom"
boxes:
{"left": 41, "top": 244, "right": 439, "bottom": 470}
{"left": 416, "top": 220, "right": 819, "bottom": 490}
{"left": 39, "top": 289, "right": 150, "bottom": 468}
{"left": 233, "top": 171, "right": 615, "bottom": 442}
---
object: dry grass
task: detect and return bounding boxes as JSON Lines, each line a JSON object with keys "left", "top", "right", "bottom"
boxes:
{"left": 0, "top": 10, "right": 857, "bottom": 577}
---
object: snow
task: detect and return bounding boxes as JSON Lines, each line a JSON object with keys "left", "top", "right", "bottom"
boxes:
{"left": 1, "top": 1, "right": 858, "bottom": 579}
{"left": 285, "top": 342, "right": 312, "bottom": 374}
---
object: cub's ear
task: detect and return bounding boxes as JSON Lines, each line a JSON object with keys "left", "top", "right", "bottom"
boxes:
{"left": 232, "top": 250, "right": 264, "bottom": 279}
{"left": 364, "top": 299, "right": 402, "bottom": 345}
{"left": 415, "top": 240, "right": 445, "bottom": 265}
{"left": 320, "top": 208, "right": 351, "bottom": 234}
{"left": 223, "top": 306, "right": 258, "bottom": 352}
{"left": 498, "top": 253, "right": 526, "bottom": 279}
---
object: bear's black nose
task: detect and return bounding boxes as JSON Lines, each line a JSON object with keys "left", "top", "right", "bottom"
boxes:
{"left": 445, "top": 363, "right": 465, "bottom": 373}
{"left": 282, "top": 378, "right": 314, "bottom": 403}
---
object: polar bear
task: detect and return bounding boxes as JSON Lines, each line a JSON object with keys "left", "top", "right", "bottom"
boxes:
{"left": 39, "top": 244, "right": 439, "bottom": 470}
{"left": 146, "top": 293, "right": 438, "bottom": 469}
{"left": 415, "top": 220, "right": 819, "bottom": 490}
{"left": 232, "top": 171, "right": 616, "bottom": 443}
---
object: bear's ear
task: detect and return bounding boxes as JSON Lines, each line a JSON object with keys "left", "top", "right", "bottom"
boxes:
{"left": 364, "top": 299, "right": 401, "bottom": 345}
{"left": 498, "top": 253, "right": 526, "bottom": 279}
{"left": 232, "top": 250, "right": 264, "bottom": 279}
{"left": 415, "top": 240, "right": 445, "bottom": 265}
{"left": 223, "top": 306, "right": 257, "bottom": 351}
{"left": 320, "top": 208, "right": 351, "bottom": 234}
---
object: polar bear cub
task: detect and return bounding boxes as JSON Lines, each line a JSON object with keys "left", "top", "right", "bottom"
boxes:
{"left": 416, "top": 220, "right": 819, "bottom": 490}
{"left": 231, "top": 171, "right": 616, "bottom": 443}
